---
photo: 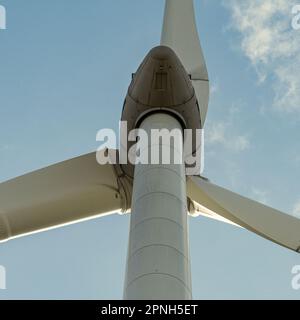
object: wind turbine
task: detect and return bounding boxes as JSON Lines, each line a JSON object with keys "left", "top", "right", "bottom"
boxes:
{"left": 0, "top": 0, "right": 299, "bottom": 300}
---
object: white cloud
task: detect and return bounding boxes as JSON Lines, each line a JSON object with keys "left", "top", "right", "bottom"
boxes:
{"left": 0, "top": 145, "right": 13, "bottom": 152}
{"left": 250, "top": 188, "right": 269, "bottom": 204}
{"left": 292, "top": 199, "right": 300, "bottom": 217}
{"left": 294, "top": 154, "right": 300, "bottom": 165}
{"left": 210, "top": 83, "right": 219, "bottom": 96}
{"left": 226, "top": 0, "right": 300, "bottom": 112}
{"left": 205, "top": 121, "right": 250, "bottom": 152}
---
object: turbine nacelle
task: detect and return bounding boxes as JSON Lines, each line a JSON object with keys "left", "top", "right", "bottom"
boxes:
{"left": 121, "top": 46, "right": 202, "bottom": 178}
{"left": 129, "top": 46, "right": 194, "bottom": 108}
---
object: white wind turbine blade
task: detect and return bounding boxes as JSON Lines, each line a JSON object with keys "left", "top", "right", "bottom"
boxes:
{"left": 187, "top": 197, "right": 241, "bottom": 227}
{"left": 161, "top": 0, "right": 209, "bottom": 126}
{"left": 187, "top": 176, "right": 300, "bottom": 253}
{"left": 0, "top": 151, "right": 127, "bottom": 243}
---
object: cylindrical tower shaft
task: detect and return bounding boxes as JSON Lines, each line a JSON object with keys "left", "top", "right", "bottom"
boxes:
{"left": 124, "top": 113, "right": 192, "bottom": 300}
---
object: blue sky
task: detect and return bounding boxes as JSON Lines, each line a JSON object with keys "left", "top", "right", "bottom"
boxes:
{"left": 0, "top": 0, "right": 300, "bottom": 299}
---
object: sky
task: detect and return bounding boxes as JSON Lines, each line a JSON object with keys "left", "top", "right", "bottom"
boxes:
{"left": 0, "top": 0, "right": 300, "bottom": 299}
